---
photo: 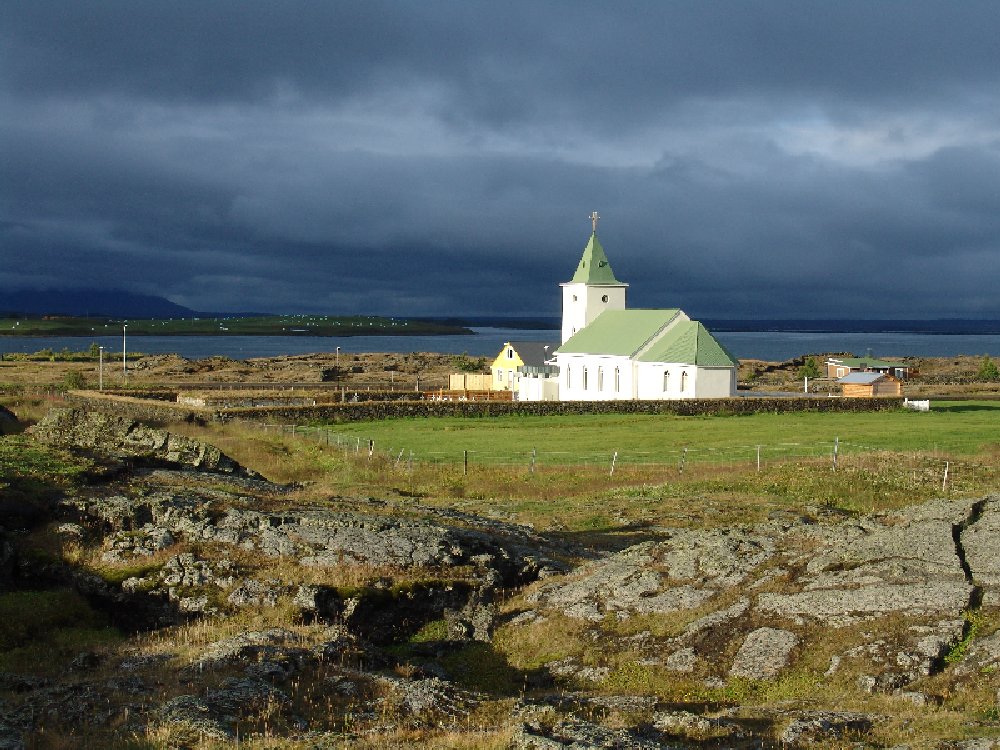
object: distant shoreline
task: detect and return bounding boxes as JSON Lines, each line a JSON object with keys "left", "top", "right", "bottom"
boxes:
{"left": 703, "top": 319, "right": 1000, "bottom": 335}
{"left": 0, "top": 330, "right": 476, "bottom": 338}
{"left": 0, "top": 314, "right": 473, "bottom": 339}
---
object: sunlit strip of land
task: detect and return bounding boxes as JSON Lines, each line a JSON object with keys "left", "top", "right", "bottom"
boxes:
{"left": 0, "top": 315, "right": 471, "bottom": 337}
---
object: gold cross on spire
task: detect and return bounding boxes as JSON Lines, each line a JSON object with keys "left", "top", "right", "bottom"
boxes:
{"left": 589, "top": 211, "right": 600, "bottom": 233}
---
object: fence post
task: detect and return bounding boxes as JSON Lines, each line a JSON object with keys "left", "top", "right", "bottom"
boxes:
{"left": 368, "top": 439, "right": 374, "bottom": 460}
{"left": 832, "top": 437, "right": 839, "bottom": 472}
{"left": 679, "top": 447, "right": 687, "bottom": 474}
{"left": 942, "top": 461, "right": 950, "bottom": 492}
{"left": 610, "top": 451, "right": 618, "bottom": 477}
{"left": 464, "top": 449, "right": 468, "bottom": 476}
{"left": 756, "top": 445, "right": 761, "bottom": 472}
{"left": 530, "top": 447, "right": 536, "bottom": 474}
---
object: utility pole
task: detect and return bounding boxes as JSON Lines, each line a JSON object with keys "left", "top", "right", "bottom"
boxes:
{"left": 98, "top": 346, "right": 104, "bottom": 391}
{"left": 122, "top": 324, "right": 127, "bottom": 384}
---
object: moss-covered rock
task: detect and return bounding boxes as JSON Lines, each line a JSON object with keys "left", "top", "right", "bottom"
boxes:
{"left": 29, "top": 407, "right": 259, "bottom": 477}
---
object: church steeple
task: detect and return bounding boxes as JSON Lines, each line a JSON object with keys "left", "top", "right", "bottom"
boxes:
{"left": 569, "top": 232, "right": 621, "bottom": 285}
{"left": 560, "top": 213, "right": 628, "bottom": 344}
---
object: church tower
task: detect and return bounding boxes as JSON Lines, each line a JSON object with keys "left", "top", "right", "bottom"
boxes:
{"left": 560, "top": 212, "right": 628, "bottom": 343}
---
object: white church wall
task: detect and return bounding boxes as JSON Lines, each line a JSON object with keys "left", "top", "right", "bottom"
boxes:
{"left": 634, "top": 364, "right": 736, "bottom": 399}
{"left": 693, "top": 367, "right": 737, "bottom": 398}
{"left": 636, "top": 363, "right": 692, "bottom": 400}
{"left": 557, "top": 354, "right": 633, "bottom": 401}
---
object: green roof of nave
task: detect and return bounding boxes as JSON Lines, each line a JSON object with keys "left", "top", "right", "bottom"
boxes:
{"left": 637, "top": 320, "right": 739, "bottom": 367}
{"left": 569, "top": 233, "right": 622, "bottom": 284}
{"left": 557, "top": 309, "right": 681, "bottom": 356}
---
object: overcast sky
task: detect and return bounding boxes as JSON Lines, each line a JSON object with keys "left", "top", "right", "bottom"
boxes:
{"left": 3, "top": 1, "right": 1000, "bottom": 319}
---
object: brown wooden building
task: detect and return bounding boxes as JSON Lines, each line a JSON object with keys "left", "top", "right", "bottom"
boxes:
{"left": 839, "top": 371, "right": 902, "bottom": 397}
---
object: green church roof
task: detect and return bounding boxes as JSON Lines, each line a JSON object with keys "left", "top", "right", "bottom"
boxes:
{"left": 569, "top": 233, "right": 622, "bottom": 284}
{"left": 557, "top": 309, "right": 680, "bottom": 356}
{"left": 637, "top": 320, "right": 738, "bottom": 367}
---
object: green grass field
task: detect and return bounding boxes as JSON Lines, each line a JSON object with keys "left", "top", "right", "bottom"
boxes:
{"left": 317, "top": 401, "right": 1000, "bottom": 467}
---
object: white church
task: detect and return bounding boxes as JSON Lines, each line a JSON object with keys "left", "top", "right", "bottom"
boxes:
{"left": 518, "top": 214, "right": 738, "bottom": 402}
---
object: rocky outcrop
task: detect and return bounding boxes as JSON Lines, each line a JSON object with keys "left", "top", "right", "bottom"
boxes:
{"left": 8, "top": 408, "right": 1000, "bottom": 748}
{"left": 528, "top": 495, "right": 1000, "bottom": 698}
{"left": 528, "top": 529, "right": 773, "bottom": 621}
{"left": 29, "top": 407, "right": 258, "bottom": 477}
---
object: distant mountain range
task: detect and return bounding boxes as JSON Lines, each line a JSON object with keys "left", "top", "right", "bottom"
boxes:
{"left": 0, "top": 289, "right": 200, "bottom": 318}
{"left": 422, "top": 316, "right": 1000, "bottom": 335}
{"left": 3, "top": 291, "right": 997, "bottom": 335}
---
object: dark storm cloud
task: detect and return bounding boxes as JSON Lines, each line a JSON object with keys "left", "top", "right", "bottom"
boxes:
{"left": 3, "top": 1, "right": 1000, "bottom": 317}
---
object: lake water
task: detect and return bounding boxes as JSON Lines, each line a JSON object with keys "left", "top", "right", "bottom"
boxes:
{"left": 1, "top": 327, "right": 998, "bottom": 362}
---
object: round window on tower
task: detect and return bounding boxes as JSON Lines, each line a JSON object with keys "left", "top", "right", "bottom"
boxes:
{"left": 572, "top": 295, "right": 578, "bottom": 302}
{"left": 602, "top": 294, "right": 609, "bottom": 303}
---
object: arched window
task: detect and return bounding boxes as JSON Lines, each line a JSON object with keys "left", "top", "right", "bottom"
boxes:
{"left": 680, "top": 371, "right": 688, "bottom": 392}
{"left": 662, "top": 370, "right": 670, "bottom": 392}
{"left": 597, "top": 367, "right": 604, "bottom": 391}
{"left": 582, "top": 367, "right": 589, "bottom": 390}
{"left": 614, "top": 367, "right": 620, "bottom": 392}
{"left": 565, "top": 365, "right": 571, "bottom": 388}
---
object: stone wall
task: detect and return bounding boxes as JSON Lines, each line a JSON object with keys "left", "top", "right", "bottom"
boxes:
{"left": 66, "top": 390, "right": 903, "bottom": 425}
{"left": 66, "top": 392, "right": 208, "bottom": 424}
{"left": 176, "top": 395, "right": 319, "bottom": 409}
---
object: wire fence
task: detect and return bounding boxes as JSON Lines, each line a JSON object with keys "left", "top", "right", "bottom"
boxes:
{"left": 237, "top": 420, "right": 994, "bottom": 491}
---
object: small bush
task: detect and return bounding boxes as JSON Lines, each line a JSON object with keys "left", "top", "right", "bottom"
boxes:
{"left": 978, "top": 356, "right": 1000, "bottom": 383}
{"left": 798, "top": 357, "right": 821, "bottom": 379}
{"left": 63, "top": 370, "right": 87, "bottom": 390}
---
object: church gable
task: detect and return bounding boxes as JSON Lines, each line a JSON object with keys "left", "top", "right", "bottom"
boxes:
{"left": 637, "top": 320, "right": 738, "bottom": 367}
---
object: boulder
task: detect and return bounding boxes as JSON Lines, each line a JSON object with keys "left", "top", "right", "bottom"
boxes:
{"left": 375, "top": 676, "right": 480, "bottom": 726}
{"left": 780, "top": 711, "right": 876, "bottom": 745}
{"left": 511, "top": 717, "right": 670, "bottom": 749}
{"left": 531, "top": 530, "right": 773, "bottom": 621}
{"left": 730, "top": 627, "right": 798, "bottom": 681}
{"left": 29, "top": 407, "right": 259, "bottom": 477}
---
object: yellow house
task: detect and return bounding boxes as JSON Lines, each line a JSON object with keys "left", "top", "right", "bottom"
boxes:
{"left": 491, "top": 341, "right": 556, "bottom": 392}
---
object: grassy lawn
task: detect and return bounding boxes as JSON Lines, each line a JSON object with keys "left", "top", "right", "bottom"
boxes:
{"left": 315, "top": 401, "right": 1000, "bottom": 467}
{"left": 153, "top": 401, "right": 999, "bottom": 535}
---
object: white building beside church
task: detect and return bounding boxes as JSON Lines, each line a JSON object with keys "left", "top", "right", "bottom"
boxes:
{"left": 518, "top": 217, "right": 738, "bottom": 402}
